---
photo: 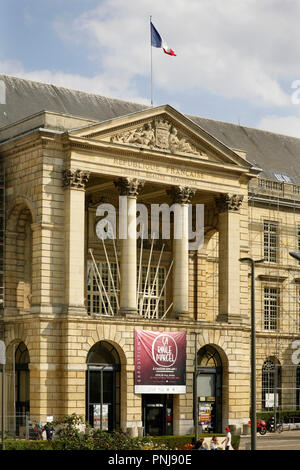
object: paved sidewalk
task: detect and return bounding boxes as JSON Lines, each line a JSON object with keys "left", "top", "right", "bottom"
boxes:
{"left": 239, "top": 430, "right": 300, "bottom": 450}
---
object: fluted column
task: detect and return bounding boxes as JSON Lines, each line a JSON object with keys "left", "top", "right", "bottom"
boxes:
{"left": 215, "top": 193, "right": 243, "bottom": 323}
{"left": 63, "top": 169, "right": 90, "bottom": 315}
{"left": 115, "top": 177, "right": 144, "bottom": 316}
{"left": 168, "top": 186, "right": 195, "bottom": 319}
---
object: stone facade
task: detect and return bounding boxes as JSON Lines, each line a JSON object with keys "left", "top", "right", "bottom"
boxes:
{"left": 0, "top": 104, "right": 300, "bottom": 436}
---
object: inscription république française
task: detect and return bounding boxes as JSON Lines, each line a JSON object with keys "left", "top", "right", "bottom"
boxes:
{"left": 113, "top": 157, "right": 203, "bottom": 179}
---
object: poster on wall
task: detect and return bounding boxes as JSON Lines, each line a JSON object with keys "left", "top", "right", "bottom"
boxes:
{"left": 134, "top": 329, "right": 186, "bottom": 394}
{"left": 265, "top": 393, "right": 279, "bottom": 408}
{"left": 198, "top": 403, "right": 213, "bottom": 431}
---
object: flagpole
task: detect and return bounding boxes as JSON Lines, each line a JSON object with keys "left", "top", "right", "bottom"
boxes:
{"left": 150, "top": 15, "right": 153, "bottom": 107}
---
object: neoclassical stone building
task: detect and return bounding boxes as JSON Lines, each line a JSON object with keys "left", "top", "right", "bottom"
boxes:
{"left": 0, "top": 74, "right": 300, "bottom": 436}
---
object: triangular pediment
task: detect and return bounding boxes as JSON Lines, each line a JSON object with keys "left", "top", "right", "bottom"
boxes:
{"left": 68, "top": 105, "right": 253, "bottom": 170}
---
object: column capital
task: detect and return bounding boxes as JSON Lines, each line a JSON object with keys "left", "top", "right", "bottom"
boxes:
{"left": 63, "top": 169, "right": 90, "bottom": 189}
{"left": 114, "top": 177, "right": 145, "bottom": 197}
{"left": 215, "top": 193, "right": 243, "bottom": 213}
{"left": 167, "top": 186, "right": 196, "bottom": 204}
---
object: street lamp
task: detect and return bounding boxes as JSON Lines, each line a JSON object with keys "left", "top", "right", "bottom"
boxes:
{"left": 289, "top": 251, "right": 300, "bottom": 262}
{"left": 239, "top": 257, "right": 264, "bottom": 451}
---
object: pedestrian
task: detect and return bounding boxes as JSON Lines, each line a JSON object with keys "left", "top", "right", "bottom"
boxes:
{"left": 195, "top": 438, "right": 208, "bottom": 450}
{"left": 222, "top": 426, "right": 231, "bottom": 450}
{"left": 210, "top": 435, "right": 219, "bottom": 450}
{"left": 43, "top": 422, "right": 54, "bottom": 440}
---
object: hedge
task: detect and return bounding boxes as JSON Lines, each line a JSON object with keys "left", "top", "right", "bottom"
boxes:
{"left": 0, "top": 434, "right": 240, "bottom": 451}
{"left": 0, "top": 440, "right": 54, "bottom": 450}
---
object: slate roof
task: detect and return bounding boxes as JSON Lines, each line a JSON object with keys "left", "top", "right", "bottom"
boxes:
{"left": 1, "top": 74, "right": 300, "bottom": 183}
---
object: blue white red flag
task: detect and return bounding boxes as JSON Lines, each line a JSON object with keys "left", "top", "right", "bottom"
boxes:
{"left": 151, "top": 22, "right": 176, "bottom": 56}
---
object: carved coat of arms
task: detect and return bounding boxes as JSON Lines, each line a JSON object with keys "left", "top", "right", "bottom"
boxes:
{"left": 154, "top": 117, "right": 171, "bottom": 150}
{"left": 110, "top": 117, "right": 206, "bottom": 157}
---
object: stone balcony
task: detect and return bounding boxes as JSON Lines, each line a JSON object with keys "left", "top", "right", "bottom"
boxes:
{"left": 249, "top": 178, "right": 300, "bottom": 207}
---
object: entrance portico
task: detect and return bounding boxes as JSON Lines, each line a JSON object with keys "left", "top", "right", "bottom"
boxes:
{"left": 66, "top": 104, "right": 255, "bottom": 323}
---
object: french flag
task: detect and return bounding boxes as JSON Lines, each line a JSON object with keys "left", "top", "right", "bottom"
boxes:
{"left": 151, "top": 21, "right": 176, "bottom": 56}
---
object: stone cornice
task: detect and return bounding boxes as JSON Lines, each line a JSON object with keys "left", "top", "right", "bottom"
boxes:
{"left": 31, "top": 222, "right": 65, "bottom": 232}
{"left": 249, "top": 193, "right": 300, "bottom": 208}
{"left": 0, "top": 313, "right": 252, "bottom": 333}
{"left": 2, "top": 313, "right": 298, "bottom": 339}
{"left": 257, "top": 274, "right": 287, "bottom": 283}
{"left": 0, "top": 128, "right": 64, "bottom": 154}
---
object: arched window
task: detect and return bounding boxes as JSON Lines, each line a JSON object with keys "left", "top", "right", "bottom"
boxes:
{"left": 87, "top": 341, "right": 120, "bottom": 365}
{"left": 86, "top": 341, "right": 120, "bottom": 431}
{"left": 198, "top": 345, "right": 222, "bottom": 367}
{"left": 262, "top": 359, "right": 281, "bottom": 410}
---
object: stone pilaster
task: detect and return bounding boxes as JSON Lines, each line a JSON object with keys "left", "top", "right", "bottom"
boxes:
{"left": 114, "top": 177, "right": 144, "bottom": 317}
{"left": 215, "top": 193, "right": 243, "bottom": 323}
{"left": 167, "top": 186, "right": 196, "bottom": 319}
{"left": 63, "top": 169, "right": 90, "bottom": 315}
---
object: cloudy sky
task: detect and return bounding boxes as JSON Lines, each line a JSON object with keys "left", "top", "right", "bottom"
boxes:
{"left": 1, "top": 0, "right": 300, "bottom": 137}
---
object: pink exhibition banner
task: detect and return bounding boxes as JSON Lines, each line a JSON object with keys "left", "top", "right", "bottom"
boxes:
{"left": 134, "top": 329, "right": 186, "bottom": 394}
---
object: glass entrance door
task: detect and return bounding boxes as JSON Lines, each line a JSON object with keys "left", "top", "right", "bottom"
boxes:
{"left": 142, "top": 395, "right": 173, "bottom": 436}
{"left": 197, "top": 346, "right": 223, "bottom": 433}
{"left": 87, "top": 368, "right": 114, "bottom": 430}
{"left": 86, "top": 341, "right": 121, "bottom": 431}
{"left": 86, "top": 365, "right": 120, "bottom": 431}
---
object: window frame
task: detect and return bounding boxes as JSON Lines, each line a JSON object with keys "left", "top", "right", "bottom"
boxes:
{"left": 263, "top": 286, "right": 280, "bottom": 331}
{"left": 263, "top": 220, "right": 278, "bottom": 263}
{"left": 87, "top": 259, "right": 119, "bottom": 316}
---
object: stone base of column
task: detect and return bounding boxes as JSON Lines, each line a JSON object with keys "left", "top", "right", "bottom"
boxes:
{"left": 173, "top": 310, "right": 191, "bottom": 321}
{"left": 117, "top": 308, "right": 139, "bottom": 318}
{"left": 64, "top": 306, "right": 89, "bottom": 316}
{"left": 217, "top": 312, "right": 249, "bottom": 325}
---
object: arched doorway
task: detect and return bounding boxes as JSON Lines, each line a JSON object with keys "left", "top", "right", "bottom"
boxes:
{"left": 86, "top": 341, "right": 120, "bottom": 431}
{"left": 197, "top": 345, "right": 222, "bottom": 433}
{"left": 15, "top": 342, "right": 30, "bottom": 434}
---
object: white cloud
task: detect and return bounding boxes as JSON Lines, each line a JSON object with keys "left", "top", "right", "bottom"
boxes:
{"left": 257, "top": 115, "right": 300, "bottom": 138}
{"left": 53, "top": 0, "right": 298, "bottom": 107}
